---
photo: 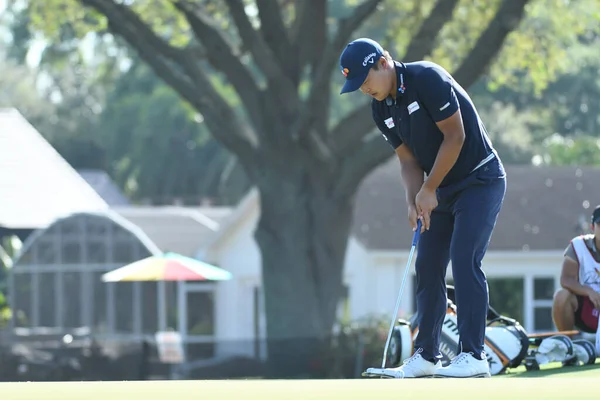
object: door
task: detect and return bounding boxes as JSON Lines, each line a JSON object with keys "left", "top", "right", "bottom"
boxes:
{"left": 179, "top": 282, "right": 216, "bottom": 361}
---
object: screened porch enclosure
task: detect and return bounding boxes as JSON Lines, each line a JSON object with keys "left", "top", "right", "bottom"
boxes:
{"left": 9, "top": 212, "right": 192, "bottom": 338}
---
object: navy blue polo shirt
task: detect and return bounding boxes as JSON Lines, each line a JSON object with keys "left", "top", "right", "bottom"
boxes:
{"left": 372, "top": 61, "right": 495, "bottom": 188}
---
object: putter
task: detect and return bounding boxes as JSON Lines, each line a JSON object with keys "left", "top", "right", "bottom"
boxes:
{"left": 363, "top": 219, "right": 422, "bottom": 378}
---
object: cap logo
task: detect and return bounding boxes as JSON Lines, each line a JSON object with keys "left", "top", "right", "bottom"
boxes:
{"left": 342, "top": 68, "right": 349, "bottom": 77}
{"left": 362, "top": 52, "right": 376, "bottom": 66}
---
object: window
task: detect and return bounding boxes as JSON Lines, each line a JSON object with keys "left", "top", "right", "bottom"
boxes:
{"left": 17, "top": 251, "right": 33, "bottom": 265}
{"left": 14, "top": 273, "right": 32, "bottom": 327}
{"left": 87, "top": 218, "right": 108, "bottom": 237}
{"left": 488, "top": 278, "right": 524, "bottom": 323}
{"left": 86, "top": 240, "right": 108, "bottom": 264}
{"left": 114, "top": 282, "right": 134, "bottom": 333}
{"left": 186, "top": 291, "right": 214, "bottom": 335}
{"left": 60, "top": 218, "right": 83, "bottom": 236}
{"left": 114, "top": 241, "right": 136, "bottom": 264}
{"left": 142, "top": 282, "right": 159, "bottom": 334}
{"left": 38, "top": 272, "right": 56, "bottom": 327}
{"left": 532, "top": 277, "right": 557, "bottom": 332}
{"left": 35, "top": 239, "right": 56, "bottom": 264}
{"left": 62, "top": 272, "right": 82, "bottom": 328}
{"left": 92, "top": 271, "right": 108, "bottom": 333}
{"left": 534, "top": 307, "right": 554, "bottom": 332}
{"left": 63, "top": 241, "right": 82, "bottom": 264}
{"left": 534, "top": 278, "right": 555, "bottom": 300}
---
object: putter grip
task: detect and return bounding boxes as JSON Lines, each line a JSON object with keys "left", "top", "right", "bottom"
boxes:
{"left": 412, "top": 219, "right": 422, "bottom": 246}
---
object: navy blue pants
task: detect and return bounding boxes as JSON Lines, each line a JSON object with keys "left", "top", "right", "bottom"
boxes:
{"left": 413, "top": 158, "right": 506, "bottom": 362}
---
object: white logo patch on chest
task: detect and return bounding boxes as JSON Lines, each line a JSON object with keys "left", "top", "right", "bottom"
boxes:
{"left": 408, "top": 101, "right": 420, "bottom": 115}
{"left": 384, "top": 117, "right": 395, "bottom": 128}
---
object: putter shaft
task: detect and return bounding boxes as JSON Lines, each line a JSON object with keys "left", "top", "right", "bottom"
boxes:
{"left": 380, "top": 221, "right": 421, "bottom": 369}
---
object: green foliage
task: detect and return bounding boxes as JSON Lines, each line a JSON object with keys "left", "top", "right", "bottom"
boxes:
{"left": 488, "top": 278, "right": 525, "bottom": 323}
{"left": 0, "top": 53, "right": 57, "bottom": 124}
{"left": 99, "top": 61, "right": 249, "bottom": 204}
{"left": 373, "top": 0, "right": 600, "bottom": 96}
{"left": 470, "top": 25, "right": 600, "bottom": 167}
{"left": 536, "top": 135, "right": 600, "bottom": 166}
{"left": 320, "top": 316, "right": 392, "bottom": 378}
{"left": 475, "top": 101, "right": 537, "bottom": 164}
{"left": 0, "top": 292, "right": 12, "bottom": 328}
{"left": 11, "top": 0, "right": 600, "bottom": 194}
{"left": 334, "top": 0, "right": 600, "bottom": 132}
{"left": 25, "top": 0, "right": 600, "bottom": 104}
{"left": 427, "top": 0, "right": 501, "bottom": 68}
{"left": 3, "top": 1, "right": 248, "bottom": 205}
{"left": 28, "top": 0, "right": 106, "bottom": 40}
{"left": 488, "top": 0, "right": 600, "bottom": 95}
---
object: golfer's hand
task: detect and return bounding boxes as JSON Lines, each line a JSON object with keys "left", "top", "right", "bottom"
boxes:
{"left": 408, "top": 205, "right": 419, "bottom": 232}
{"left": 587, "top": 289, "right": 600, "bottom": 309}
{"left": 415, "top": 186, "right": 437, "bottom": 231}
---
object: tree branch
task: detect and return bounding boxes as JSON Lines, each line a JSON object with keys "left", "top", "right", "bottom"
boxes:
{"left": 330, "top": 100, "right": 374, "bottom": 153}
{"left": 402, "top": 0, "right": 461, "bottom": 61}
{"left": 81, "top": 0, "right": 183, "bottom": 61}
{"left": 293, "top": 0, "right": 383, "bottom": 142}
{"left": 292, "top": 0, "right": 327, "bottom": 71}
{"left": 80, "top": 0, "right": 195, "bottom": 101}
{"left": 332, "top": 0, "right": 384, "bottom": 52}
{"left": 453, "top": 0, "right": 529, "bottom": 88}
{"left": 177, "top": 52, "right": 259, "bottom": 165}
{"left": 336, "top": 133, "right": 393, "bottom": 198}
{"left": 223, "top": 0, "right": 298, "bottom": 115}
{"left": 80, "top": 0, "right": 258, "bottom": 166}
{"left": 256, "top": 0, "right": 290, "bottom": 64}
{"left": 173, "top": 1, "right": 265, "bottom": 134}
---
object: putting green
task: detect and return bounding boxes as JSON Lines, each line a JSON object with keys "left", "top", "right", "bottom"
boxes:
{"left": 500, "top": 361, "right": 600, "bottom": 378}
{"left": 1, "top": 373, "right": 599, "bottom": 400}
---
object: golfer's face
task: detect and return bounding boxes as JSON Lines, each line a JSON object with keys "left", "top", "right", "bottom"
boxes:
{"left": 359, "top": 63, "right": 388, "bottom": 101}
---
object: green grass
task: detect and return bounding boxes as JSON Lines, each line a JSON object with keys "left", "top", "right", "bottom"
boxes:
{"left": 500, "top": 360, "right": 600, "bottom": 378}
{"left": 0, "top": 363, "right": 598, "bottom": 400}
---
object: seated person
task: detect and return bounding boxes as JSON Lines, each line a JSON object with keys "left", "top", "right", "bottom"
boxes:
{"left": 552, "top": 205, "right": 600, "bottom": 334}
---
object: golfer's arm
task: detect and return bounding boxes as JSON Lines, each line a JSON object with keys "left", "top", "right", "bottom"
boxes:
{"left": 422, "top": 110, "right": 465, "bottom": 191}
{"left": 395, "top": 144, "right": 424, "bottom": 207}
{"left": 560, "top": 256, "right": 594, "bottom": 296}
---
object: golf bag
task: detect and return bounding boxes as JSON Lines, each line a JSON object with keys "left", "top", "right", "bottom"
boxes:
{"left": 385, "top": 286, "right": 597, "bottom": 375}
{"left": 386, "top": 286, "right": 530, "bottom": 375}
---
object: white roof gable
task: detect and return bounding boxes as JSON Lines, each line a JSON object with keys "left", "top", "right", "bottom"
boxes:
{"left": 0, "top": 108, "right": 108, "bottom": 229}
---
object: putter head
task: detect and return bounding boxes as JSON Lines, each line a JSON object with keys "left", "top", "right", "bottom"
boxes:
{"left": 362, "top": 367, "right": 404, "bottom": 378}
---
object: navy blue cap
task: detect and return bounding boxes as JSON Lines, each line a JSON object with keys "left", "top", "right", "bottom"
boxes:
{"left": 339, "top": 38, "right": 384, "bottom": 94}
{"left": 592, "top": 205, "right": 600, "bottom": 224}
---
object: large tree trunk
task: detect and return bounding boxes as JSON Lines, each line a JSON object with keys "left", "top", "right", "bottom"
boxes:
{"left": 254, "top": 169, "right": 355, "bottom": 377}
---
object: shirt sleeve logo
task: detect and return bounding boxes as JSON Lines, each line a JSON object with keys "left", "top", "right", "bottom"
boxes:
{"left": 384, "top": 117, "right": 395, "bottom": 128}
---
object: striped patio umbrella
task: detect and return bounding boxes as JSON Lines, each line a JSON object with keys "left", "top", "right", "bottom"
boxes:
{"left": 101, "top": 252, "right": 232, "bottom": 282}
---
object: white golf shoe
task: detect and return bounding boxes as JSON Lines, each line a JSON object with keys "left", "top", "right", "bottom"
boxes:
{"left": 435, "top": 352, "right": 491, "bottom": 378}
{"left": 365, "top": 350, "right": 441, "bottom": 378}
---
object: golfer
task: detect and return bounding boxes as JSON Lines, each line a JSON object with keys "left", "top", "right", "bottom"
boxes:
{"left": 339, "top": 38, "right": 506, "bottom": 378}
